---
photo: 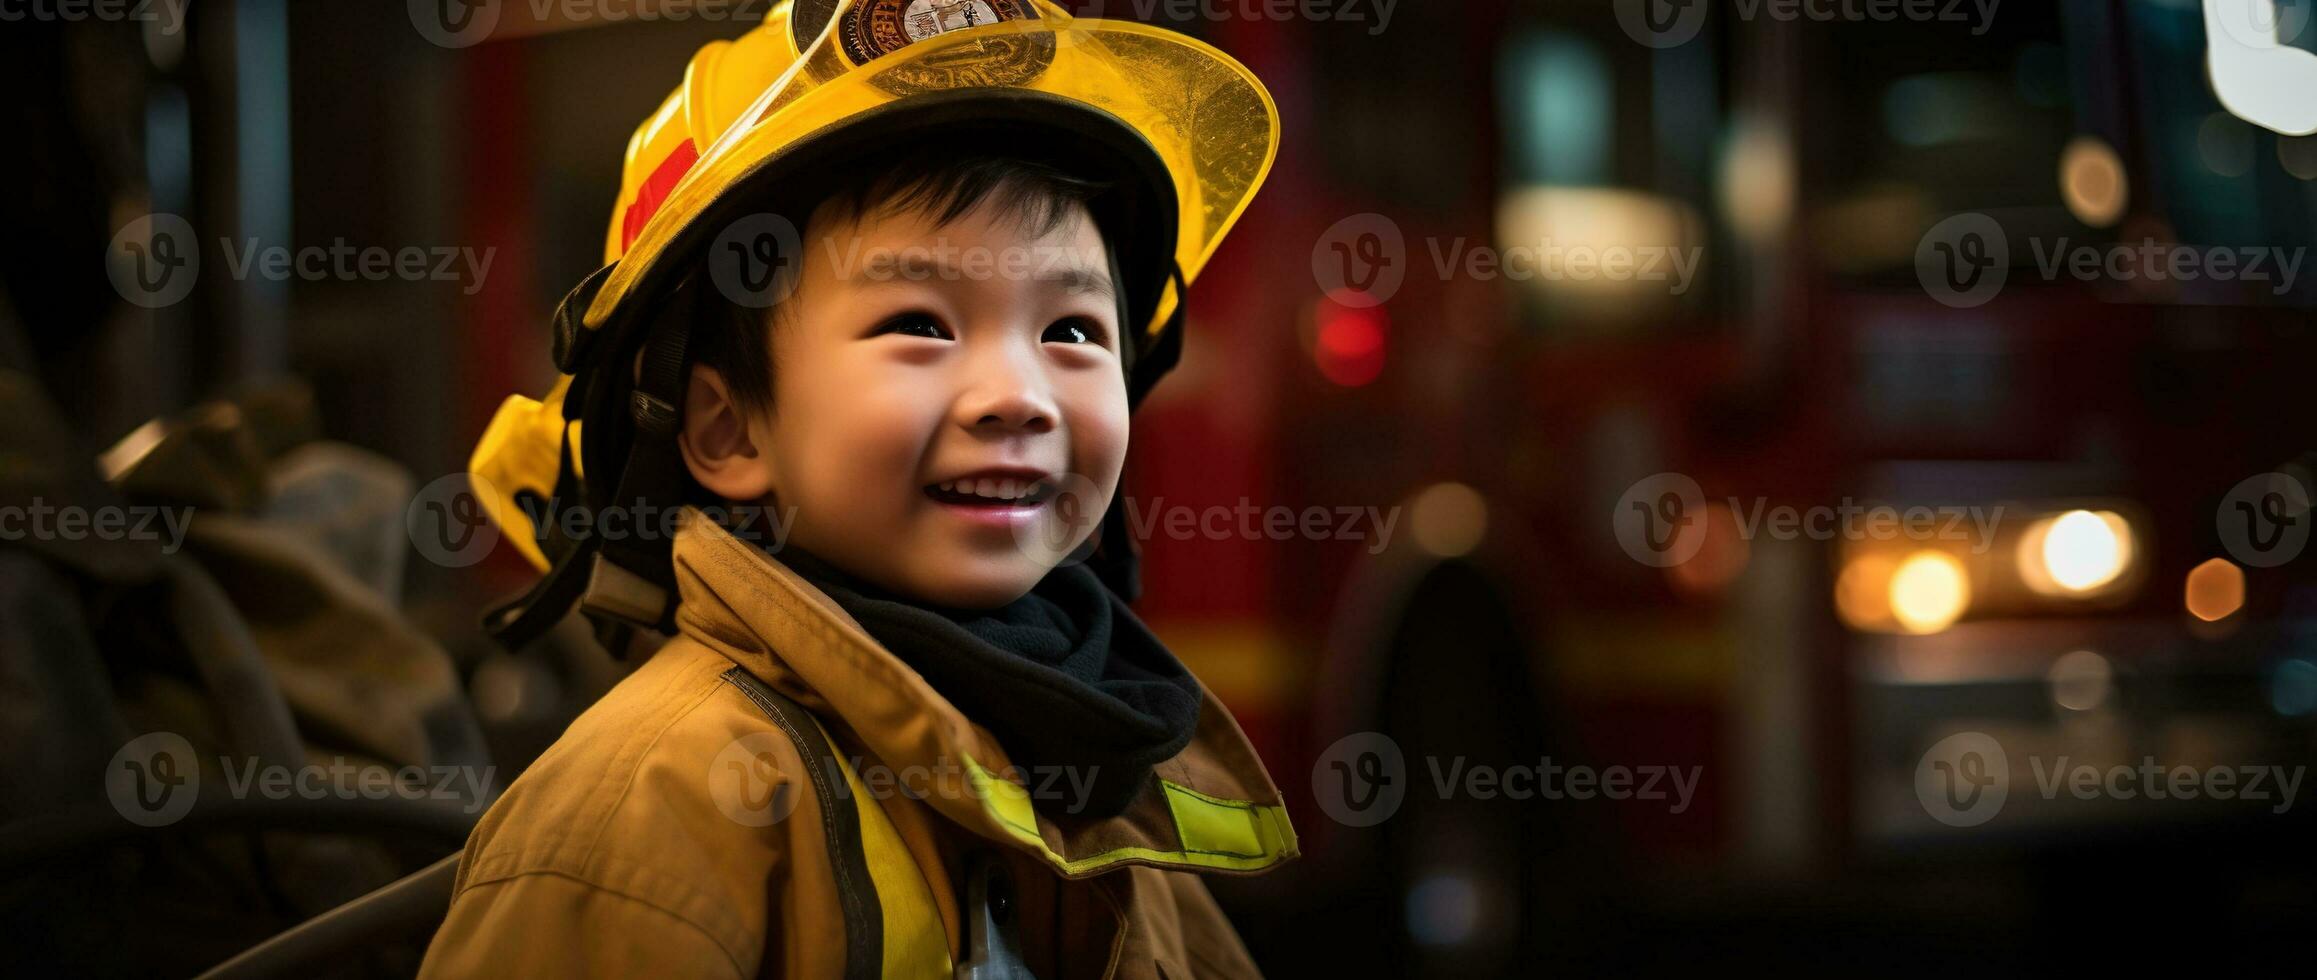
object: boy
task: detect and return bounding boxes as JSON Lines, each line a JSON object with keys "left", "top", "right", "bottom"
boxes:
{"left": 425, "top": 2, "right": 1290, "bottom": 976}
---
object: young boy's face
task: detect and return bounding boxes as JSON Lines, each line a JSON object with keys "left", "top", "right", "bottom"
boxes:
{"left": 680, "top": 192, "right": 1129, "bottom": 608}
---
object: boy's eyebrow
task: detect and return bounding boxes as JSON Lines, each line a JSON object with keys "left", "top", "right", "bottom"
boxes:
{"left": 1045, "top": 264, "right": 1115, "bottom": 298}
{"left": 854, "top": 252, "right": 1115, "bottom": 298}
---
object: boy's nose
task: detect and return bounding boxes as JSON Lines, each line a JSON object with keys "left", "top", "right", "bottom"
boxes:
{"left": 957, "top": 346, "right": 1058, "bottom": 434}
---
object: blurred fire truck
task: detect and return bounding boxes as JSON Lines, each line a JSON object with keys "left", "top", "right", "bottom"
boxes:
{"left": 1122, "top": 2, "right": 2317, "bottom": 972}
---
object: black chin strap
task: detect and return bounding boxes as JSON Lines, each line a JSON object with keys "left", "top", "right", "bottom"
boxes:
{"left": 575, "top": 289, "right": 695, "bottom": 641}
{"left": 482, "top": 272, "right": 696, "bottom": 654}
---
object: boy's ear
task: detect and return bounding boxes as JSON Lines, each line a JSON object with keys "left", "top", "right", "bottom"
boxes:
{"left": 678, "top": 364, "right": 778, "bottom": 502}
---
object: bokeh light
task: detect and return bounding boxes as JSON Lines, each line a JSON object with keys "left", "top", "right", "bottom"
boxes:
{"left": 2019, "top": 510, "right": 2132, "bottom": 596}
{"left": 1314, "top": 290, "right": 1388, "bottom": 387}
{"left": 1889, "top": 551, "right": 1970, "bottom": 634}
{"left": 2047, "top": 649, "right": 2113, "bottom": 712}
{"left": 1409, "top": 482, "right": 1488, "bottom": 558}
{"left": 2184, "top": 557, "right": 2246, "bottom": 622}
{"left": 2275, "top": 660, "right": 2317, "bottom": 717}
{"left": 1665, "top": 501, "right": 1748, "bottom": 597}
{"left": 2059, "top": 135, "right": 2128, "bottom": 226}
{"left": 2281, "top": 135, "right": 2317, "bottom": 180}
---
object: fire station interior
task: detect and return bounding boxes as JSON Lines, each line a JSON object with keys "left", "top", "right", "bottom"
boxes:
{"left": 4, "top": 0, "right": 2314, "bottom": 976}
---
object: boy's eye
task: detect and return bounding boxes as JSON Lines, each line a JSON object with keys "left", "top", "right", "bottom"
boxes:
{"left": 875, "top": 312, "right": 951, "bottom": 340}
{"left": 1043, "top": 316, "right": 1106, "bottom": 346}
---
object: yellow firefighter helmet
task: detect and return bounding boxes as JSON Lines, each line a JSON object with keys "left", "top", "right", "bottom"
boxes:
{"left": 468, "top": 0, "right": 1279, "bottom": 649}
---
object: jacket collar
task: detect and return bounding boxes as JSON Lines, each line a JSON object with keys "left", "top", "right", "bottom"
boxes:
{"left": 666, "top": 508, "right": 1297, "bottom": 877}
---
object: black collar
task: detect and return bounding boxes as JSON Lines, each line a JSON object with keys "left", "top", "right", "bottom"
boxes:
{"left": 766, "top": 544, "right": 1203, "bottom": 818}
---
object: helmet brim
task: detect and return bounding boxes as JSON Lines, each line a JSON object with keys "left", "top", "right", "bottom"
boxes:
{"left": 585, "top": 3, "right": 1279, "bottom": 346}
{"left": 587, "top": 89, "right": 1181, "bottom": 377}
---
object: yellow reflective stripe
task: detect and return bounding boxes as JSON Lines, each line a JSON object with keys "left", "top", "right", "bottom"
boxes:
{"left": 830, "top": 742, "right": 953, "bottom": 979}
{"left": 963, "top": 757, "right": 1296, "bottom": 875}
{"left": 1161, "top": 782, "right": 1270, "bottom": 859}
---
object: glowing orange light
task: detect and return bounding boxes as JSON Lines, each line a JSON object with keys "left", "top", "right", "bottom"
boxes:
{"left": 2184, "top": 558, "right": 2246, "bottom": 622}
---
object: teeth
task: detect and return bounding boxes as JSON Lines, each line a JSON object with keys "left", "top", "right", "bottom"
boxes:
{"left": 932, "top": 476, "right": 1046, "bottom": 502}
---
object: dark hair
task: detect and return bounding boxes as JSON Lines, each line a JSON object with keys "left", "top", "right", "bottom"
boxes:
{"left": 689, "top": 147, "right": 1115, "bottom": 417}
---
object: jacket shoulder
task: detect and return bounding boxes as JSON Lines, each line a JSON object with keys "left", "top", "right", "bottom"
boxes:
{"left": 439, "top": 639, "right": 811, "bottom": 972}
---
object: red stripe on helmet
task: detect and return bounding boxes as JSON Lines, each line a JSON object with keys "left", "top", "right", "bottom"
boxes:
{"left": 619, "top": 138, "right": 701, "bottom": 254}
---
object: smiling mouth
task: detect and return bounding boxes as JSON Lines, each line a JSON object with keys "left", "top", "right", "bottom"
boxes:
{"left": 924, "top": 478, "right": 1057, "bottom": 508}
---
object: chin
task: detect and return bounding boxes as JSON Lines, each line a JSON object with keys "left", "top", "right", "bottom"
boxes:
{"left": 904, "top": 556, "right": 1049, "bottom": 610}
